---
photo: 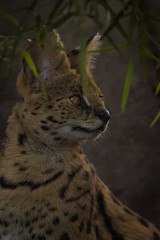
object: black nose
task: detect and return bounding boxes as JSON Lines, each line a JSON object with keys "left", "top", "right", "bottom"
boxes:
{"left": 94, "top": 109, "right": 110, "bottom": 124}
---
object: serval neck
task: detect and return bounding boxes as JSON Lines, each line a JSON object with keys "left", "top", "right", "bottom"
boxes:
{"left": 2, "top": 112, "right": 88, "bottom": 183}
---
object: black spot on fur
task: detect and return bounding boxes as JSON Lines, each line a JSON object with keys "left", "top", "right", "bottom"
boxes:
{"left": 45, "top": 202, "right": 50, "bottom": 207}
{"left": 2, "top": 230, "right": 8, "bottom": 236}
{"left": 41, "top": 120, "right": 47, "bottom": 124}
{"left": 14, "top": 162, "right": 20, "bottom": 166}
{"left": 77, "top": 186, "right": 82, "bottom": 191}
{"left": 25, "top": 211, "right": 29, "bottom": 217}
{"left": 29, "top": 227, "right": 33, "bottom": 234}
{"left": 37, "top": 235, "right": 46, "bottom": 240}
{"left": 39, "top": 223, "right": 45, "bottom": 228}
{"left": 31, "top": 112, "right": 37, "bottom": 116}
{"left": 41, "top": 213, "right": 47, "bottom": 219}
{"left": 124, "top": 208, "right": 134, "bottom": 216}
{"left": 69, "top": 214, "right": 78, "bottom": 222}
{"left": 79, "top": 220, "right": 84, "bottom": 232}
{"left": 0, "top": 219, "right": 9, "bottom": 227}
{"left": 97, "top": 191, "right": 124, "bottom": 240}
{"left": 38, "top": 208, "right": 43, "bottom": 213}
{"left": 47, "top": 105, "right": 52, "bottom": 109}
{"left": 21, "top": 150, "right": 26, "bottom": 154}
{"left": 41, "top": 125, "right": 49, "bottom": 131}
{"left": 87, "top": 220, "right": 91, "bottom": 234}
{"left": 64, "top": 212, "right": 69, "bottom": 216}
{"left": 52, "top": 217, "right": 60, "bottom": 226}
{"left": 43, "top": 168, "right": 54, "bottom": 174}
{"left": 66, "top": 189, "right": 90, "bottom": 203}
{"left": 83, "top": 171, "right": 90, "bottom": 181}
{"left": 18, "top": 133, "right": 27, "bottom": 146}
{"left": 46, "top": 116, "right": 58, "bottom": 123}
{"left": 49, "top": 207, "right": 56, "bottom": 212}
{"left": 34, "top": 106, "right": 41, "bottom": 110}
{"left": 86, "top": 195, "right": 94, "bottom": 234}
{"left": 16, "top": 113, "right": 19, "bottom": 119}
{"left": 19, "top": 166, "right": 27, "bottom": 172}
{"left": 77, "top": 203, "right": 86, "bottom": 211}
{"left": 32, "top": 216, "right": 38, "bottom": 223}
{"left": 31, "top": 233, "right": 36, "bottom": 239}
{"left": 9, "top": 212, "right": 14, "bottom": 218}
{"left": 59, "top": 165, "right": 82, "bottom": 199}
{"left": 138, "top": 217, "right": 149, "bottom": 227}
{"left": 95, "top": 225, "right": 100, "bottom": 239}
{"left": 50, "top": 132, "right": 57, "bottom": 135}
{"left": 54, "top": 137, "right": 61, "bottom": 141}
{"left": 15, "top": 219, "right": 18, "bottom": 224}
{"left": 34, "top": 129, "right": 39, "bottom": 134}
{"left": 45, "top": 228, "right": 54, "bottom": 235}
{"left": 0, "top": 171, "right": 64, "bottom": 190}
{"left": 56, "top": 98, "right": 63, "bottom": 102}
{"left": 60, "top": 232, "right": 70, "bottom": 240}
{"left": 25, "top": 220, "right": 31, "bottom": 227}
{"left": 153, "top": 232, "right": 160, "bottom": 240}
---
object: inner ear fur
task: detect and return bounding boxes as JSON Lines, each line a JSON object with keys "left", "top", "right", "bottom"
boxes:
{"left": 68, "top": 33, "right": 101, "bottom": 72}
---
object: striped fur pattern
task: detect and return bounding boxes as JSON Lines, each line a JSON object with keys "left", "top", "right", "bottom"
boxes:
{"left": 0, "top": 30, "right": 159, "bottom": 240}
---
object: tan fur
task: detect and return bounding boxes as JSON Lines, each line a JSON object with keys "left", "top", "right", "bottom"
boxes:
{"left": 0, "top": 30, "right": 159, "bottom": 240}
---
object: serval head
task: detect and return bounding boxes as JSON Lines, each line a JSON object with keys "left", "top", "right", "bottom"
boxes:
{"left": 16, "top": 30, "right": 110, "bottom": 147}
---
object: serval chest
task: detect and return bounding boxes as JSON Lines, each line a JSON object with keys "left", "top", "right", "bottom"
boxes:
{"left": 0, "top": 150, "right": 99, "bottom": 240}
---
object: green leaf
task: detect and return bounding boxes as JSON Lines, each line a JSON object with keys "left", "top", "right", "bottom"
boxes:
{"left": 140, "top": 51, "right": 148, "bottom": 82}
{"left": 53, "top": 12, "right": 74, "bottom": 28}
{"left": 106, "top": 35, "right": 121, "bottom": 52}
{"left": 0, "top": 34, "right": 6, "bottom": 39}
{"left": 128, "top": 9, "right": 137, "bottom": 44}
{"left": 47, "top": 0, "right": 66, "bottom": 23}
{"left": 148, "top": 13, "right": 160, "bottom": 23}
{"left": 0, "top": 10, "right": 19, "bottom": 26}
{"left": 155, "top": 82, "right": 160, "bottom": 96}
{"left": 121, "top": 56, "right": 134, "bottom": 113}
{"left": 19, "top": 48, "right": 38, "bottom": 77}
{"left": 142, "top": 47, "right": 160, "bottom": 64}
{"left": 79, "top": 29, "right": 87, "bottom": 94}
{"left": 139, "top": 24, "right": 148, "bottom": 82}
{"left": 100, "top": 0, "right": 129, "bottom": 40}
{"left": 150, "top": 111, "right": 160, "bottom": 127}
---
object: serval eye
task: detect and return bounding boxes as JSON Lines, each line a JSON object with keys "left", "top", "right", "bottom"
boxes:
{"left": 70, "top": 96, "right": 80, "bottom": 105}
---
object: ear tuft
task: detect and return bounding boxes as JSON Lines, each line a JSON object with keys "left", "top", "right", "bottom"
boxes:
{"left": 86, "top": 32, "right": 101, "bottom": 50}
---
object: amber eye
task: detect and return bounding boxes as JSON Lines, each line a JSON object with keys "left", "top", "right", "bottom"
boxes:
{"left": 70, "top": 96, "right": 80, "bottom": 105}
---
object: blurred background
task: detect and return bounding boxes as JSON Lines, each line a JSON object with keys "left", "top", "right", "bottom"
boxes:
{"left": 0, "top": 0, "right": 160, "bottom": 226}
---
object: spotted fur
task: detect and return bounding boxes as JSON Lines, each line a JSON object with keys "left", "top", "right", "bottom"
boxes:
{"left": 0, "top": 30, "right": 159, "bottom": 240}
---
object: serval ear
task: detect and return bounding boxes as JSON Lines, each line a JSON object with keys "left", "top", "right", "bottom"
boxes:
{"left": 68, "top": 33, "right": 101, "bottom": 72}
{"left": 17, "top": 30, "right": 70, "bottom": 98}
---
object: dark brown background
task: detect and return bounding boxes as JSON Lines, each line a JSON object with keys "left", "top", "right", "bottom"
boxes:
{"left": 0, "top": 0, "right": 160, "bottom": 226}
